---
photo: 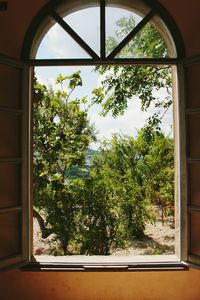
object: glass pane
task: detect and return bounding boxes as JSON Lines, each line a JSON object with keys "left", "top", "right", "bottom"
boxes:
{"left": 106, "top": 7, "right": 142, "bottom": 56}
{"left": 0, "top": 163, "right": 21, "bottom": 209}
{"left": 36, "top": 23, "right": 91, "bottom": 59}
{"left": 190, "top": 211, "right": 200, "bottom": 256}
{"left": 64, "top": 7, "right": 100, "bottom": 56}
{"left": 0, "top": 114, "right": 21, "bottom": 157}
{"left": 116, "top": 21, "right": 169, "bottom": 58}
{"left": 0, "top": 212, "right": 21, "bottom": 259}
{"left": 0, "top": 64, "right": 21, "bottom": 109}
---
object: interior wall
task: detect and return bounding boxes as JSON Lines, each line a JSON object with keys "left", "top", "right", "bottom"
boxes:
{"left": 0, "top": 268, "right": 200, "bottom": 300}
{"left": 0, "top": 0, "right": 199, "bottom": 58}
{"left": 0, "top": 0, "right": 200, "bottom": 299}
{"left": 162, "top": 0, "right": 200, "bottom": 57}
{"left": 0, "top": 0, "right": 48, "bottom": 58}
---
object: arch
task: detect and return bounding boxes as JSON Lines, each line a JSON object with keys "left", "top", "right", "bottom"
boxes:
{"left": 21, "top": 0, "right": 185, "bottom": 60}
{"left": 25, "top": 0, "right": 184, "bottom": 261}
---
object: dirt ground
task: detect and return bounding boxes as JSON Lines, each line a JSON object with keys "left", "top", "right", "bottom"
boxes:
{"left": 33, "top": 218, "right": 175, "bottom": 256}
{"left": 112, "top": 220, "right": 175, "bottom": 256}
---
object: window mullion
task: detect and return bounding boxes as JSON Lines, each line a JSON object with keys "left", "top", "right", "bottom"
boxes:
{"left": 100, "top": 0, "right": 106, "bottom": 59}
{"left": 50, "top": 11, "right": 100, "bottom": 60}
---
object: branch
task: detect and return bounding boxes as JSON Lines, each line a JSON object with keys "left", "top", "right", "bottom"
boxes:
{"left": 160, "top": 105, "right": 170, "bottom": 120}
{"left": 33, "top": 208, "right": 53, "bottom": 238}
{"left": 66, "top": 86, "right": 76, "bottom": 103}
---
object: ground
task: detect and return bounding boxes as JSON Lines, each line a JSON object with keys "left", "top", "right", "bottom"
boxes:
{"left": 33, "top": 218, "right": 175, "bottom": 256}
{"left": 112, "top": 220, "right": 175, "bottom": 256}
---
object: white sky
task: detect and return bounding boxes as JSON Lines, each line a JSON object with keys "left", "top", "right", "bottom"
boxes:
{"left": 35, "top": 7, "right": 173, "bottom": 150}
{"left": 36, "top": 7, "right": 142, "bottom": 59}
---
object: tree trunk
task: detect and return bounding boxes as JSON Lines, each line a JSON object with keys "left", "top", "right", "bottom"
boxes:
{"left": 33, "top": 208, "right": 53, "bottom": 238}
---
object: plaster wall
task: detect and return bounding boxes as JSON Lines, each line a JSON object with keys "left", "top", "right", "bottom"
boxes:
{"left": 0, "top": 0, "right": 199, "bottom": 58}
{"left": 0, "top": 268, "right": 200, "bottom": 300}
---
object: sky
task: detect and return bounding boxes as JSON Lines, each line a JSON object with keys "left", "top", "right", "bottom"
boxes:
{"left": 35, "top": 6, "right": 173, "bottom": 150}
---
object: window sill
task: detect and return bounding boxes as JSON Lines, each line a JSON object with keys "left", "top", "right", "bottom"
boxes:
{"left": 21, "top": 255, "right": 188, "bottom": 272}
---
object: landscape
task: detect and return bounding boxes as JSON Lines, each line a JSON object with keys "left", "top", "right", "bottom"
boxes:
{"left": 33, "top": 14, "right": 175, "bottom": 257}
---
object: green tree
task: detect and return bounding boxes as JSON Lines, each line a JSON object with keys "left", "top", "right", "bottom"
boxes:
{"left": 33, "top": 15, "right": 174, "bottom": 255}
{"left": 77, "top": 128, "right": 174, "bottom": 255}
{"left": 33, "top": 72, "right": 95, "bottom": 254}
{"left": 75, "top": 167, "right": 127, "bottom": 255}
{"left": 135, "top": 129, "right": 174, "bottom": 225}
{"left": 93, "top": 15, "right": 172, "bottom": 132}
{"left": 89, "top": 15, "right": 175, "bottom": 234}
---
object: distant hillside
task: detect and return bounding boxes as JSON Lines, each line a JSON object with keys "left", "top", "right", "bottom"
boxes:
{"left": 85, "top": 148, "right": 98, "bottom": 166}
{"left": 66, "top": 148, "right": 98, "bottom": 179}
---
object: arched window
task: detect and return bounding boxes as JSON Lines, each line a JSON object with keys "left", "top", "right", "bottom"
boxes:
{"left": 24, "top": 0, "right": 183, "bottom": 60}
{"left": 25, "top": 0, "right": 186, "bottom": 266}
{"left": 4, "top": 0, "right": 200, "bottom": 271}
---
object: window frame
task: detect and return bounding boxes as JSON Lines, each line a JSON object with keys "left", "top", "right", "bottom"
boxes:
{"left": 26, "top": 63, "right": 185, "bottom": 271}
{"left": 2, "top": 0, "right": 196, "bottom": 272}
{"left": 26, "top": 0, "right": 186, "bottom": 271}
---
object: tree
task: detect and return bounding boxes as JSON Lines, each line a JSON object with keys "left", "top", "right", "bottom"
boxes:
{"left": 33, "top": 15, "right": 174, "bottom": 255}
{"left": 75, "top": 167, "right": 127, "bottom": 255}
{"left": 91, "top": 134, "right": 156, "bottom": 239}
{"left": 33, "top": 72, "right": 95, "bottom": 254}
{"left": 133, "top": 128, "right": 174, "bottom": 225}
{"left": 89, "top": 15, "right": 175, "bottom": 231}
{"left": 76, "top": 128, "right": 174, "bottom": 255}
{"left": 92, "top": 15, "right": 172, "bottom": 132}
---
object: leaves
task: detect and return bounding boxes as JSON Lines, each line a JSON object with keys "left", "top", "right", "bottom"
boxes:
{"left": 33, "top": 15, "right": 174, "bottom": 255}
{"left": 33, "top": 73, "right": 96, "bottom": 254}
{"left": 94, "top": 15, "right": 172, "bottom": 128}
{"left": 56, "top": 71, "right": 82, "bottom": 90}
{"left": 81, "top": 129, "right": 174, "bottom": 245}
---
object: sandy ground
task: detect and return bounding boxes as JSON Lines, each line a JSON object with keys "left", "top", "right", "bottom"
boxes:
{"left": 112, "top": 220, "right": 175, "bottom": 256}
{"left": 33, "top": 218, "right": 175, "bottom": 256}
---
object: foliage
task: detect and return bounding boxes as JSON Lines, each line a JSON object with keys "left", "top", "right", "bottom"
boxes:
{"left": 33, "top": 15, "right": 175, "bottom": 255}
{"left": 33, "top": 72, "right": 95, "bottom": 254}
{"left": 134, "top": 128, "right": 174, "bottom": 224}
{"left": 93, "top": 15, "right": 172, "bottom": 131}
{"left": 111, "top": 15, "right": 169, "bottom": 58}
{"left": 79, "top": 129, "right": 174, "bottom": 253}
{"left": 33, "top": 73, "right": 174, "bottom": 254}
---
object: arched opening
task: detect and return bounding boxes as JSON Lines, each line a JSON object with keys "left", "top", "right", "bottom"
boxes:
{"left": 22, "top": 0, "right": 184, "bottom": 60}
{"left": 22, "top": 0, "right": 186, "bottom": 264}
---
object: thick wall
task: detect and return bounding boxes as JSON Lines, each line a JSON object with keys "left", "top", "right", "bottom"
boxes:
{"left": 0, "top": 1, "right": 200, "bottom": 299}
{"left": 0, "top": 268, "right": 200, "bottom": 300}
